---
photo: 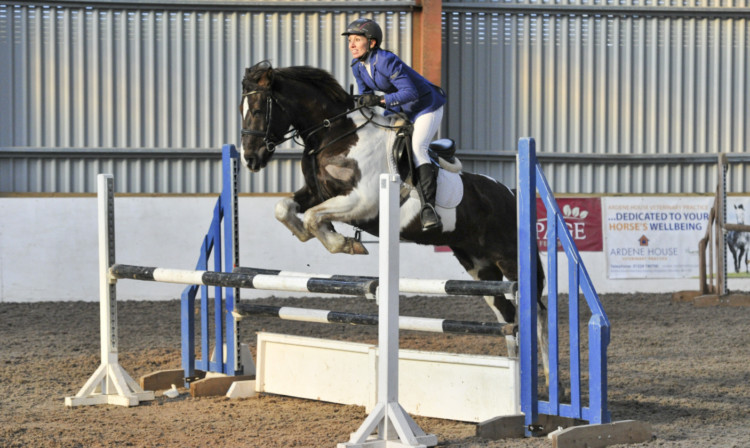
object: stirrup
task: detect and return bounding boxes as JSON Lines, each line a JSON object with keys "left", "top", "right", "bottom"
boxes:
{"left": 420, "top": 204, "right": 442, "bottom": 232}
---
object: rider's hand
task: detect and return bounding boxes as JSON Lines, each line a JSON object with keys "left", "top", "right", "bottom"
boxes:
{"left": 357, "top": 94, "right": 384, "bottom": 108}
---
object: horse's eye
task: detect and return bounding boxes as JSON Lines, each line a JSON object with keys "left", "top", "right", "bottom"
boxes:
{"left": 251, "top": 109, "right": 264, "bottom": 117}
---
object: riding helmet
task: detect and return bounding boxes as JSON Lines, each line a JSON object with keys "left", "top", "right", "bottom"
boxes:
{"left": 342, "top": 18, "right": 383, "bottom": 49}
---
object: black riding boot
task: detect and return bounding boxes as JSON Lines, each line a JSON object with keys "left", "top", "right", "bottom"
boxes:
{"left": 416, "top": 163, "right": 442, "bottom": 232}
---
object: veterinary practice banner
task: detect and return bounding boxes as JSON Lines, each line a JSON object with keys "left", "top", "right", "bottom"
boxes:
{"left": 605, "top": 197, "right": 713, "bottom": 279}
{"left": 536, "top": 198, "right": 602, "bottom": 252}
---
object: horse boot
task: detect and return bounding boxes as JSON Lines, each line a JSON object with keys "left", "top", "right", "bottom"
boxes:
{"left": 416, "top": 163, "right": 442, "bottom": 232}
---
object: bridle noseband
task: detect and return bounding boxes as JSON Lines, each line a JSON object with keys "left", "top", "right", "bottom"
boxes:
{"left": 241, "top": 89, "right": 283, "bottom": 153}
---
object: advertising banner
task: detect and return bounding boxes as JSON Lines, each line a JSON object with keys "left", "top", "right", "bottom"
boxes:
{"left": 536, "top": 197, "right": 602, "bottom": 252}
{"left": 605, "top": 197, "right": 713, "bottom": 279}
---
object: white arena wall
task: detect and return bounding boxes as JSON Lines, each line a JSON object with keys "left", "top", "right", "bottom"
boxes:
{"left": 0, "top": 195, "right": 739, "bottom": 303}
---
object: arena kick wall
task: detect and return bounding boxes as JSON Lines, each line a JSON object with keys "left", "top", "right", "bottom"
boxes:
{"left": 4, "top": 196, "right": 750, "bottom": 302}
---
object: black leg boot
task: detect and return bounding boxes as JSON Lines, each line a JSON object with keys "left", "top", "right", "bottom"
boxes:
{"left": 416, "top": 163, "right": 442, "bottom": 232}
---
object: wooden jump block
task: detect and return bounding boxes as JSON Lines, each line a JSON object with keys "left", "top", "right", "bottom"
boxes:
{"left": 140, "top": 369, "right": 201, "bottom": 391}
{"left": 671, "top": 290, "right": 703, "bottom": 303}
{"left": 476, "top": 415, "right": 525, "bottom": 439}
{"left": 189, "top": 374, "right": 254, "bottom": 398}
{"left": 548, "top": 420, "right": 654, "bottom": 448}
{"left": 477, "top": 414, "right": 585, "bottom": 440}
{"left": 694, "top": 293, "right": 750, "bottom": 307}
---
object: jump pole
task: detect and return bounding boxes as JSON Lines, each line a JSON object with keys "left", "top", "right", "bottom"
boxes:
{"left": 65, "top": 174, "right": 155, "bottom": 407}
{"left": 234, "top": 304, "right": 515, "bottom": 337}
{"left": 233, "top": 267, "right": 517, "bottom": 297}
{"left": 339, "top": 174, "right": 438, "bottom": 448}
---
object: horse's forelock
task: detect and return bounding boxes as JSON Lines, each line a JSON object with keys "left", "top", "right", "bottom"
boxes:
{"left": 243, "top": 61, "right": 274, "bottom": 91}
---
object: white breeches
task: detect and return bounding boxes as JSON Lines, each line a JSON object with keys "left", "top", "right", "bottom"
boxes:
{"left": 411, "top": 106, "right": 444, "bottom": 168}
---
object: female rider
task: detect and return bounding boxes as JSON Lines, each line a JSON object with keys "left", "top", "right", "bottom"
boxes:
{"left": 342, "top": 18, "right": 447, "bottom": 232}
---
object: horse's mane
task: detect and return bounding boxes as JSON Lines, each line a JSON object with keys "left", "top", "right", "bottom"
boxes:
{"left": 245, "top": 61, "right": 350, "bottom": 105}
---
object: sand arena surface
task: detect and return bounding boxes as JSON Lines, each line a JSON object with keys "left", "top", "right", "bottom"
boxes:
{"left": 1, "top": 293, "right": 749, "bottom": 447}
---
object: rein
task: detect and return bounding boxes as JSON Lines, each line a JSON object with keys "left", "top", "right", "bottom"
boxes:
{"left": 241, "top": 90, "right": 411, "bottom": 156}
{"left": 241, "top": 89, "right": 373, "bottom": 156}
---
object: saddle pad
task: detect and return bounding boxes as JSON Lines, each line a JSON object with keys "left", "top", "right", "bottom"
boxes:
{"left": 436, "top": 169, "right": 463, "bottom": 209}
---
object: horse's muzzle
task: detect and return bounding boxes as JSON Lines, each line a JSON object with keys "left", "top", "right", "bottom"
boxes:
{"left": 242, "top": 150, "right": 270, "bottom": 172}
{"left": 244, "top": 156, "right": 264, "bottom": 172}
{"left": 240, "top": 143, "right": 265, "bottom": 172}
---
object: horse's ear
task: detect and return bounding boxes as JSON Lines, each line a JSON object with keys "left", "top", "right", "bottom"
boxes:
{"left": 258, "top": 66, "right": 274, "bottom": 88}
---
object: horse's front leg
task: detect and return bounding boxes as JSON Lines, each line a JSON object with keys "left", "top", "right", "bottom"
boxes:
{"left": 302, "top": 194, "right": 372, "bottom": 255}
{"left": 274, "top": 197, "right": 315, "bottom": 242}
{"left": 274, "top": 186, "right": 325, "bottom": 243}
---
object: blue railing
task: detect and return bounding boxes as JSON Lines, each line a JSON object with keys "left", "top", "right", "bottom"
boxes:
{"left": 181, "top": 144, "right": 240, "bottom": 381}
{"left": 518, "top": 137, "right": 611, "bottom": 434}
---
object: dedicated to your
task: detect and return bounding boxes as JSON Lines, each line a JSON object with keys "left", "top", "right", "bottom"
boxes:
{"left": 343, "top": 18, "right": 447, "bottom": 232}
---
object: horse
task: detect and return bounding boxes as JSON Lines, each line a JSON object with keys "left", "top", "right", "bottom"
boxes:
{"left": 727, "top": 204, "right": 750, "bottom": 273}
{"left": 238, "top": 61, "right": 551, "bottom": 385}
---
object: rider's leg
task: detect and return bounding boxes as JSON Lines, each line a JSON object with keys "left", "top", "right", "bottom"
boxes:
{"left": 412, "top": 107, "right": 444, "bottom": 231}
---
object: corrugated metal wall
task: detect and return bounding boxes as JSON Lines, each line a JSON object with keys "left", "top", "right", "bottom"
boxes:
{"left": 1, "top": 1, "right": 749, "bottom": 194}
{"left": 0, "top": 1, "right": 414, "bottom": 192}
{"left": 444, "top": 0, "right": 750, "bottom": 193}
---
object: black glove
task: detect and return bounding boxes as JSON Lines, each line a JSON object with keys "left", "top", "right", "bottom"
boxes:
{"left": 357, "top": 94, "right": 383, "bottom": 107}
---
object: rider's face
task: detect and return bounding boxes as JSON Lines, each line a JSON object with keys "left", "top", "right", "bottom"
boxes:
{"left": 348, "top": 35, "right": 373, "bottom": 59}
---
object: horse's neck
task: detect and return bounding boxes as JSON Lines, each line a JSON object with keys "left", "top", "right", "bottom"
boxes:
{"left": 292, "top": 102, "right": 349, "bottom": 147}
{"left": 298, "top": 105, "right": 396, "bottom": 153}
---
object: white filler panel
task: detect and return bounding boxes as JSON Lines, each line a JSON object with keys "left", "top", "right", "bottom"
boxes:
{"left": 255, "top": 332, "right": 520, "bottom": 422}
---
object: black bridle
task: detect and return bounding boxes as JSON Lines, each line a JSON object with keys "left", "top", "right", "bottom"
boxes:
{"left": 240, "top": 89, "right": 287, "bottom": 154}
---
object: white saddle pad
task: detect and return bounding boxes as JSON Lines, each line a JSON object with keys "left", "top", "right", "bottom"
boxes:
{"left": 436, "top": 169, "right": 463, "bottom": 209}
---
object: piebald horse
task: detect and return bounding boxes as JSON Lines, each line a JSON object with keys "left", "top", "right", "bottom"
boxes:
{"left": 239, "top": 61, "right": 550, "bottom": 382}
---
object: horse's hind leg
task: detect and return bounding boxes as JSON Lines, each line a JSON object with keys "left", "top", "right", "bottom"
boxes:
{"left": 453, "top": 249, "right": 554, "bottom": 391}
{"left": 451, "top": 250, "right": 519, "bottom": 357}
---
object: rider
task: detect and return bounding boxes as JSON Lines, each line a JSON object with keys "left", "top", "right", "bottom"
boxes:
{"left": 342, "top": 18, "right": 447, "bottom": 232}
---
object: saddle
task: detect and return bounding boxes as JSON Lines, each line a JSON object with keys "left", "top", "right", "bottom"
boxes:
{"left": 428, "top": 139, "right": 463, "bottom": 173}
{"left": 390, "top": 124, "right": 462, "bottom": 188}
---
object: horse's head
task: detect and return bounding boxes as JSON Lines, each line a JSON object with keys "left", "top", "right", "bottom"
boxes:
{"left": 240, "top": 61, "right": 356, "bottom": 172}
{"left": 239, "top": 61, "right": 292, "bottom": 171}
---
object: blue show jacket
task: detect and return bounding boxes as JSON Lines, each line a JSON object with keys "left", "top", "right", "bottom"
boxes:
{"left": 352, "top": 48, "right": 446, "bottom": 122}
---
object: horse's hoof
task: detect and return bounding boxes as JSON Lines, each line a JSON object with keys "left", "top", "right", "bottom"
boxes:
{"left": 345, "top": 239, "right": 369, "bottom": 255}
